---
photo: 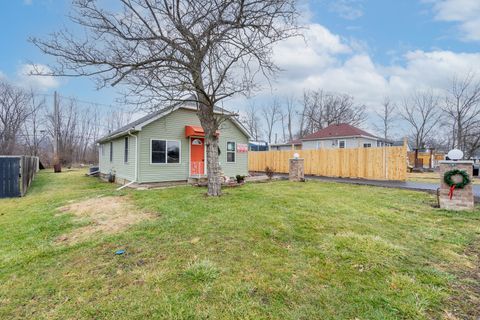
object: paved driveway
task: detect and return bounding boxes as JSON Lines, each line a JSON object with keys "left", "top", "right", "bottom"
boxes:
{"left": 298, "top": 175, "right": 480, "bottom": 201}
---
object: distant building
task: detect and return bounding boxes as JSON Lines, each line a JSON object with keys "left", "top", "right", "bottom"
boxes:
{"left": 269, "top": 139, "right": 302, "bottom": 151}
{"left": 270, "top": 124, "right": 392, "bottom": 151}
{"left": 249, "top": 141, "right": 269, "bottom": 151}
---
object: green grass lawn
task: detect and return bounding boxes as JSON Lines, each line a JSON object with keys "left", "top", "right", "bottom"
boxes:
{"left": 1, "top": 170, "right": 479, "bottom": 319}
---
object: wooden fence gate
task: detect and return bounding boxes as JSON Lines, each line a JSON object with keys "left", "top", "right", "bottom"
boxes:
{"left": 0, "top": 156, "right": 39, "bottom": 198}
{"left": 0, "top": 157, "right": 21, "bottom": 198}
{"left": 248, "top": 144, "right": 408, "bottom": 181}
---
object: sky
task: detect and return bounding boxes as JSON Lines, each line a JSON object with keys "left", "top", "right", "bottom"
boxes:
{"left": 1, "top": 0, "right": 480, "bottom": 139}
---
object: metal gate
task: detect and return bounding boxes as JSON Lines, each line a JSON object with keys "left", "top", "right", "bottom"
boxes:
{"left": 0, "top": 157, "right": 21, "bottom": 198}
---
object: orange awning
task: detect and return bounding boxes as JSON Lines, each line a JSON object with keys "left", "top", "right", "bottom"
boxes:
{"left": 185, "top": 125, "right": 219, "bottom": 137}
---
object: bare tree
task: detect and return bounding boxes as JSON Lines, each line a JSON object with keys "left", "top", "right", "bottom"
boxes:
{"left": 280, "top": 95, "right": 296, "bottom": 142}
{"left": 106, "top": 108, "right": 134, "bottom": 133}
{"left": 401, "top": 90, "right": 441, "bottom": 149}
{"left": 443, "top": 73, "right": 480, "bottom": 158}
{"left": 0, "top": 81, "right": 31, "bottom": 155}
{"left": 21, "top": 90, "right": 47, "bottom": 156}
{"left": 44, "top": 97, "right": 100, "bottom": 166}
{"left": 262, "top": 99, "right": 282, "bottom": 144}
{"left": 31, "top": 0, "right": 300, "bottom": 196}
{"left": 242, "top": 103, "right": 263, "bottom": 142}
{"left": 298, "top": 89, "right": 366, "bottom": 136}
{"left": 373, "top": 97, "right": 396, "bottom": 141}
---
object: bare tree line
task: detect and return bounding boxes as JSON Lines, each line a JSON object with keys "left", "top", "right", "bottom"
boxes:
{"left": 242, "top": 89, "right": 367, "bottom": 144}
{"left": 0, "top": 80, "right": 132, "bottom": 166}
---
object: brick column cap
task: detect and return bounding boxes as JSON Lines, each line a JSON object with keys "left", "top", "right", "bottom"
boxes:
{"left": 439, "top": 160, "right": 473, "bottom": 164}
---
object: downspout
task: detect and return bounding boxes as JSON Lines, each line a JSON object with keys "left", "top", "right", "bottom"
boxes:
{"left": 116, "top": 129, "right": 138, "bottom": 191}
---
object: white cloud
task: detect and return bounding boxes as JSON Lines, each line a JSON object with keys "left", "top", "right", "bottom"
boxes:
{"left": 23, "top": 0, "right": 33, "bottom": 5}
{"left": 234, "top": 21, "right": 480, "bottom": 126}
{"left": 272, "top": 23, "right": 350, "bottom": 76}
{"left": 16, "top": 64, "right": 60, "bottom": 91}
{"left": 329, "top": 0, "right": 364, "bottom": 20}
{"left": 428, "top": 0, "right": 480, "bottom": 41}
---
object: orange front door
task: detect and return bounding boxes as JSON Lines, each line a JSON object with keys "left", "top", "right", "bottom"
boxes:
{"left": 190, "top": 138, "right": 205, "bottom": 175}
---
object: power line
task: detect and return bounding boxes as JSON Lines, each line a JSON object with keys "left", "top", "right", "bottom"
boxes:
{"left": 32, "top": 92, "right": 135, "bottom": 111}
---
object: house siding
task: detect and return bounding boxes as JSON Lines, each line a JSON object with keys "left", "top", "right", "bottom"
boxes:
{"left": 98, "top": 135, "right": 137, "bottom": 182}
{"left": 302, "top": 137, "right": 378, "bottom": 149}
{"left": 136, "top": 108, "right": 248, "bottom": 183}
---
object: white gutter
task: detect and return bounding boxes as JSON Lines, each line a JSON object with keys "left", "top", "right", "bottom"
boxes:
{"left": 116, "top": 130, "right": 138, "bottom": 191}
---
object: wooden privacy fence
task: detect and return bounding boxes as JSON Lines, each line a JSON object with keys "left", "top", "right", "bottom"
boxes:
{"left": 249, "top": 145, "right": 408, "bottom": 181}
{"left": 0, "top": 156, "right": 39, "bottom": 198}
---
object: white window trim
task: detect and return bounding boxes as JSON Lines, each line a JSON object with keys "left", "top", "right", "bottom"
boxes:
{"left": 150, "top": 138, "right": 182, "bottom": 165}
{"left": 338, "top": 139, "right": 346, "bottom": 149}
{"left": 226, "top": 141, "right": 236, "bottom": 163}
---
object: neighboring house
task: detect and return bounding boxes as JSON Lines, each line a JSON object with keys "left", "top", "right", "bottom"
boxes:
{"left": 270, "top": 124, "right": 392, "bottom": 151}
{"left": 301, "top": 124, "right": 392, "bottom": 149}
{"left": 97, "top": 101, "right": 250, "bottom": 185}
{"left": 269, "top": 139, "right": 302, "bottom": 151}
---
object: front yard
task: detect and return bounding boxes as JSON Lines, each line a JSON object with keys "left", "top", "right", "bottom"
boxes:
{"left": 0, "top": 170, "right": 479, "bottom": 319}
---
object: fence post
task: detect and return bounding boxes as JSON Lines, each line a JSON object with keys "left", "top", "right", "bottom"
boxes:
{"left": 383, "top": 146, "right": 388, "bottom": 180}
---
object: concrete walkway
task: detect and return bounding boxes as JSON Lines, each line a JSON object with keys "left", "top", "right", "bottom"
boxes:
{"left": 275, "top": 174, "right": 480, "bottom": 201}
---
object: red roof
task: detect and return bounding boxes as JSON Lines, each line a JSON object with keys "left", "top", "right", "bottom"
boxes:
{"left": 301, "top": 123, "right": 376, "bottom": 140}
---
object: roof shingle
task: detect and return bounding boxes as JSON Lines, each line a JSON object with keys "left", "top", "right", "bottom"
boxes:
{"left": 301, "top": 123, "right": 376, "bottom": 140}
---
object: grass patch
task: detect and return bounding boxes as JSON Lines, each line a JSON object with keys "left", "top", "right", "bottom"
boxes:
{"left": 0, "top": 169, "right": 479, "bottom": 319}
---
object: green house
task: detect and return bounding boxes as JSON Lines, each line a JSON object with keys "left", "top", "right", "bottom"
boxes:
{"left": 97, "top": 101, "right": 250, "bottom": 185}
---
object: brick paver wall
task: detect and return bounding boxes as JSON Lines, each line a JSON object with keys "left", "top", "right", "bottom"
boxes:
{"left": 289, "top": 159, "right": 304, "bottom": 182}
{"left": 439, "top": 161, "right": 474, "bottom": 210}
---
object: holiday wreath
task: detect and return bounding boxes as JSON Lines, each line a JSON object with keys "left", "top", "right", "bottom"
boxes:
{"left": 443, "top": 169, "right": 471, "bottom": 199}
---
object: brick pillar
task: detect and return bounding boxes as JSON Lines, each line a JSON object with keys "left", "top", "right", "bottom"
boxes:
{"left": 289, "top": 158, "right": 304, "bottom": 182}
{"left": 439, "top": 160, "right": 474, "bottom": 210}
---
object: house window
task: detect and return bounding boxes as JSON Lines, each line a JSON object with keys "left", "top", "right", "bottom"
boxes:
{"left": 124, "top": 137, "right": 129, "bottom": 163}
{"left": 227, "top": 141, "right": 236, "bottom": 162}
{"left": 109, "top": 142, "right": 113, "bottom": 162}
{"left": 192, "top": 139, "right": 202, "bottom": 145}
{"left": 151, "top": 139, "right": 180, "bottom": 164}
{"left": 338, "top": 140, "right": 346, "bottom": 149}
{"left": 363, "top": 143, "right": 372, "bottom": 148}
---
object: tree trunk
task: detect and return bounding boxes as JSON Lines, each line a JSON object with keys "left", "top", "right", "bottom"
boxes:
{"left": 196, "top": 92, "right": 222, "bottom": 196}
{"left": 205, "top": 133, "right": 222, "bottom": 196}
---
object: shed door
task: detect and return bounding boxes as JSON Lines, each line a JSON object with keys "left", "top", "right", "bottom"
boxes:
{"left": 190, "top": 138, "right": 205, "bottom": 175}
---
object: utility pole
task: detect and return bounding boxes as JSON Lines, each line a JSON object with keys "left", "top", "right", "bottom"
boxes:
{"left": 53, "top": 91, "right": 61, "bottom": 172}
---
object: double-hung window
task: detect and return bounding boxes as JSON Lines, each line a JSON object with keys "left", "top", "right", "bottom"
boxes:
{"left": 226, "top": 141, "right": 236, "bottom": 163}
{"left": 338, "top": 140, "right": 346, "bottom": 149}
{"left": 124, "top": 137, "right": 129, "bottom": 163}
{"left": 151, "top": 139, "right": 180, "bottom": 164}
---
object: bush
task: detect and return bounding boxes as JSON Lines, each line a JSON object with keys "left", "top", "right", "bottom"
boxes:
{"left": 265, "top": 166, "right": 274, "bottom": 180}
{"left": 236, "top": 175, "right": 246, "bottom": 183}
